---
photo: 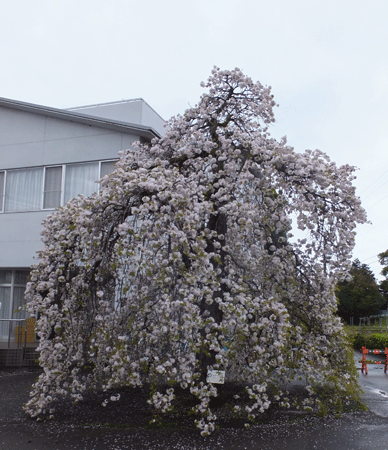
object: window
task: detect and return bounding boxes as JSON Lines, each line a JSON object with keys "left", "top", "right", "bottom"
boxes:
{"left": 4, "top": 168, "right": 43, "bottom": 212}
{"left": 0, "top": 269, "right": 29, "bottom": 340}
{"left": 64, "top": 162, "right": 100, "bottom": 204}
{"left": 0, "top": 171, "right": 4, "bottom": 212}
{"left": 43, "top": 166, "right": 62, "bottom": 209}
{"left": 0, "top": 160, "right": 117, "bottom": 213}
{"left": 101, "top": 160, "right": 116, "bottom": 178}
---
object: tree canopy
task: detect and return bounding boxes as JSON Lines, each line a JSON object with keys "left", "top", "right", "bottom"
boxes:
{"left": 378, "top": 249, "right": 388, "bottom": 279}
{"left": 24, "top": 67, "right": 366, "bottom": 434}
{"left": 378, "top": 249, "right": 388, "bottom": 307}
{"left": 336, "top": 259, "right": 385, "bottom": 323}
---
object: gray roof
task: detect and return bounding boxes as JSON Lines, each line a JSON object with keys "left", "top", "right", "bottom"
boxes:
{"left": 0, "top": 97, "right": 161, "bottom": 141}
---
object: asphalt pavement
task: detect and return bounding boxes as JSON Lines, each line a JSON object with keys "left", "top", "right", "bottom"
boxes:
{"left": 2, "top": 354, "right": 388, "bottom": 450}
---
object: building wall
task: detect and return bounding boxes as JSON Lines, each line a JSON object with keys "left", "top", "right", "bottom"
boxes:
{"left": 0, "top": 98, "right": 163, "bottom": 348}
{"left": 0, "top": 106, "right": 138, "bottom": 170}
{"left": 0, "top": 106, "right": 146, "bottom": 267}
{"left": 0, "top": 211, "right": 48, "bottom": 267}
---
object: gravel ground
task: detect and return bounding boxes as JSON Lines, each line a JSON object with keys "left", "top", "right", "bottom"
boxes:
{"left": 1, "top": 367, "right": 388, "bottom": 450}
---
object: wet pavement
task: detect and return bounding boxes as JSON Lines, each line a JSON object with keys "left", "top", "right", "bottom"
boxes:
{"left": 356, "top": 351, "right": 388, "bottom": 418}
{"left": 2, "top": 354, "right": 388, "bottom": 450}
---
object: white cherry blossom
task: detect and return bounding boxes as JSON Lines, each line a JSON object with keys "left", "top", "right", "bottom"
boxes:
{"left": 24, "top": 67, "right": 366, "bottom": 432}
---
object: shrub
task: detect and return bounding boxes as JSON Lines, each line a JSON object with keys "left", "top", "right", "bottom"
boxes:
{"left": 352, "top": 333, "right": 388, "bottom": 350}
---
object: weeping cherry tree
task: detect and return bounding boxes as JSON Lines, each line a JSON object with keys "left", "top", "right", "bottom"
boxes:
{"left": 25, "top": 67, "right": 366, "bottom": 434}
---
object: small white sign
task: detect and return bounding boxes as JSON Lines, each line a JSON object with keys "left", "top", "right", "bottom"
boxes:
{"left": 206, "top": 370, "right": 225, "bottom": 384}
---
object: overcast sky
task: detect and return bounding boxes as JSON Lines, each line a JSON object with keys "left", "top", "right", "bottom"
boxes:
{"left": 1, "top": 0, "right": 387, "bottom": 278}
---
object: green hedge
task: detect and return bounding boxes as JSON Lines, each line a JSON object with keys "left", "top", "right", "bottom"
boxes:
{"left": 352, "top": 333, "right": 388, "bottom": 350}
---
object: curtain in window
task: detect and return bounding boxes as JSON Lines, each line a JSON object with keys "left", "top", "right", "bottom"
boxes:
{"left": 4, "top": 168, "right": 43, "bottom": 212}
{"left": 64, "top": 162, "right": 99, "bottom": 204}
{"left": 0, "top": 270, "right": 29, "bottom": 341}
{"left": 44, "top": 166, "right": 62, "bottom": 209}
{"left": 0, "top": 172, "right": 4, "bottom": 212}
{"left": 12, "top": 287, "right": 27, "bottom": 320}
{"left": 0, "top": 271, "right": 12, "bottom": 284}
{"left": 100, "top": 161, "right": 116, "bottom": 178}
{"left": 0, "top": 287, "right": 11, "bottom": 339}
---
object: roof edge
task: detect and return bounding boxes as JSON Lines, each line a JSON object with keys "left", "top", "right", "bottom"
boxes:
{"left": 68, "top": 98, "right": 165, "bottom": 123}
{"left": 0, "top": 97, "right": 161, "bottom": 140}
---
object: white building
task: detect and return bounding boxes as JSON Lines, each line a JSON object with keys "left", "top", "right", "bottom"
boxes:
{"left": 0, "top": 97, "right": 164, "bottom": 362}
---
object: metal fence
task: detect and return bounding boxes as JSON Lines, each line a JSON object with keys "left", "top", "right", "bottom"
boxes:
{"left": 358, "top": 311, "right": 388, "bottom": 333}
{"left": 0, "top": 317, "right": 37, "bottom": 349}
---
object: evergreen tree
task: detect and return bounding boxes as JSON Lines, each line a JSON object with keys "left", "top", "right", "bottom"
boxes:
{"left": 336, "top": 259, "right": 385, "bottom": 323}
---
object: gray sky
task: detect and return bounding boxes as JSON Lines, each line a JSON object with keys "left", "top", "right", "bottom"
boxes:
{"left": 1, "top": 0, "right": 387, "bottom": 278}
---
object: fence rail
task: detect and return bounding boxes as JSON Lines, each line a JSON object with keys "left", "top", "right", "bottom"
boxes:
{"left": 358, "top": 312, "right": 388, "bottom": 333}
{"left": 0, "top": 318, "right": 37, "bottom": 349}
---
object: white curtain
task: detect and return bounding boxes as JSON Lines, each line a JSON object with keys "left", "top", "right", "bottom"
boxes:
{"left": 64, "top": 162, "right": 99, "bottom": 203}
{"left": 0, "top": 287, "right": 11, "bottom": 339}
{"left": 0, "top": 171, "right": 4, "bottom": 212}
{"left": 4, "top": 168, "right": 43, "bottom": 212}
{"left": 12, "top": 287, "right": 27, "bottom": 320}
{"left": 0, "top": 270, "right": 29, "bottom": 341}
{"left": 100, "top": 160, "right": 116, "bottom": 178}
{"left": 44, "top": 166, "right": 62, "bottom": 209}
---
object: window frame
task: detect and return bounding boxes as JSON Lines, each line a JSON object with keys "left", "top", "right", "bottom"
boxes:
{"left": 0, "top": 269, "right": 30, "bottom": 341}
{"left": 3, "top": 166, "right": 44, "bottom": 212}
{"left": 0, "top": 159, "right": 117, "bottom": 213}
{"left": 43, "top": 165, "right": 64, "bottom": 210}
{"left": 0, "top": 171, "right": 5, "bottom": 213}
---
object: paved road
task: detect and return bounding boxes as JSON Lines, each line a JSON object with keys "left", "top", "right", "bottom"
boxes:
{"left": 2, "top": 354, "right": 388, "bottom": 450}
{"left": 356, "top": 350, "right": 388, "bottom": 418}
